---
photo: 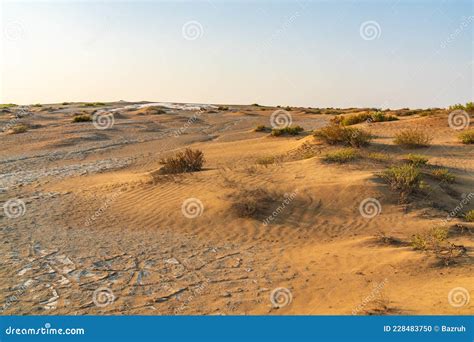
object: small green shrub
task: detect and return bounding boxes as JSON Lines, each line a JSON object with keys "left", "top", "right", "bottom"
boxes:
{"left": 82, "top": 102, "right": 105, "bottom": 107}
{"left": 313, "top": 124, "right": 372, "bottom": 147}
{"left": 254, "top": 125, "right": 270, "bottom": 132}
{"left": 411, "top": 234, "right": 428, "bottom": 250}
{"left": 394, "top": 129, "right": 432, "bottom": 148}
{"left": 323, "top": 148, "right": 360, "bottom": 163}
{"left": 432, "top": 169, "right": 455, "bottom": 183}
{"left": 0, "top": 103, "right": 17, "bottom": 108}
{"left": 271, "top": 126, "right": 304, "bottom": 136}
{"left": 159, "top": 148, "right": 204, "bottom": 174}
{"left": 72, "top": 114, "right": 92, "bottom": 122}
{"left": 7, "top": 124, "right": 28, "bottom": 134}
{"left": 256, "top": 156, "right": 276, "bottom": 166}
{"left": 382, "top": 164, "right": 421, "bottom": 202}
{"left": 367, "top": 152, "right": 390, "bottom": 161}
{"left": 458, "top": 130, "right": 474, "bottom": 144}
{"left": 405, "top": 154, "right": 429, "bottom": 166}
{"left": 465, "top": 210, "right": 474, "bottom": 222}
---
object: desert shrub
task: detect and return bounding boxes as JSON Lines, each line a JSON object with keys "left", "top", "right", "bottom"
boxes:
{"left": 31, "top": 103, "right": 42, "bottom": 107}
{"left": 313, "top": 124, "right": 372, "bottom": 147}
{"left": 217, "top": 106, "right": 229, "bottom": 111}
{"left": 458, "top": 130, "right": 474, "bottom": 144}
{"left": 465, "top": 210, "right": 474, "bottom": 222}
{"left": 405, "top": 154, "right": 429, "bottom": 166}
{"left": 254, "top": 125, "right": 270, "bottom": 132}
{"left": 271, "top": 126, "right": 304, "bottom": 136}
{"left": 7, "top": 124, "right": 28, "bottom": 134}
{"left": 0, "top": 103, "right": 17, "bottom": 108}
{"left": 284, "top": 106, "right": 292, "bottom": 111}
{"left": 382, "top": 164, "right": 421, "bottom": 202}
{"left": 394, "top": 129, "right": 432, "bottom": 148}
{"left": 252, "top": 103, "right": 260, "bottom": 107}
{"left": 449, "top": 102, "right": 474, "bottom": 113}
{"left": 229, "top": 188, "right": 276, "bottom": 219}
{"left": 82, "top": 102, "right": 105, "bottom": 107}
{"left": 339, "top": 112, "right": 398, "bottom": 126}
{"left": 323, "top": 148, "right": 360, "bottom": 163}
{"left": 62, "top": 102, "right": 71, "bottom": 105}
{"left": 411, "top": 234, "right": 428, "bottom": 250}
{"left": 256, "top": 156, "right": 276, "bottom": 166}
{"left": 159, "top": 148, "right": 204, "bottom": 174}
{"left": 432, "top": 169, "right": 455, "bottom": 183}
{"left": 72, "top": 114, "right": 92, "bottom": 122}
{"left": 367, "top": 152, "right": 390, "bottom": 161}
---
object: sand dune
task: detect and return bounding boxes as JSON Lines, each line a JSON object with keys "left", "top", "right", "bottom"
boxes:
{"left": 0, "top": 103, "right": 472, "bottom": 315}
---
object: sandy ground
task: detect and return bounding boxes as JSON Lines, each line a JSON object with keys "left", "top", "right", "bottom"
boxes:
{"left": 0, "top": 102, "right": 472, "bottom": 315}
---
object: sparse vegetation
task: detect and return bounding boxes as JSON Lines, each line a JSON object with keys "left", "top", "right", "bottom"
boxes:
{"left": 458, "top": 130, "right": 474, "bottom": 144}
{"left": 252, "top": 103, "right": 260, "bottom": 107}
{"left": 449, "top": 102, "right": 474, "bottom": 113}
{"left": 367, "top": 152, "right": 390, "bottom": 162}
{"left": 256, "top": 156, "right": 277, "bottom": 166}
{"left": 254, "top": 125, "right": 271, "bottom": 132}
{"left": 431, "top": 168, "right": 455, "bottom": 183}
{"left": 159, "top": 148, "right": 204, "bottom": 174}
{"left": 229, "top": 188, "right": 274, "bottom": 219}
{"left": 82, "top": 102, "right": 105, "bottom": 107}
{"left": 323, "top": 148, "right": 360, "bottom": 163}
{"left": 394, "top": 129, "right": 432, "bottom": 148}
{"left": 7, "top": 124, "right": 28, "bottom": 134}
{"left": 405, "top": 154, "right": 429, "bottom": 166}
{"left": 62, "top": 102, "right": 71, "bottom": 105}
{"left": 382, "top": 164, "right": 421, "bottom": 202}
{"left": 336, "top": 112, "right": 398, "bottom": 126}
{"left": 0, "top": 103, "right": 17, "bottom": 108}
{"left": 217, "top": 106, "right": 229, "bottom": 111}
{"left": 271, "top": 125, "right": 304, "bottom": 136}
{"left": 31, "top": 103, "right": 42, "bottom": 107}
{"left": 72, "top": 114, "right": 92, "bottom": 122}
{"left": 411, "top": 226, "right": 466, "bottom": 266}
{"left": 313, "top": 124, "right": 372, "bottom": 147}
{"left": 465, "top": 210, "right": 474, "bottom": 222}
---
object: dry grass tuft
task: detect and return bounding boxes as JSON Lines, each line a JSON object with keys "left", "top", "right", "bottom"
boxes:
{"left": 313, "top": 124, "right": 372, "bottom": 147}
{"left": 159, "top": 148, "right": 204, "bottom": 174}
{"left": 394, "top": 129, "right": 432, "bottom": 148}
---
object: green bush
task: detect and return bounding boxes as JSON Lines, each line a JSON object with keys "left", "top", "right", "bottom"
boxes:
{"left": 82, "top": 102, "right": 105, "bottom": 107}
{"left": 367, "top": 152, "right": 390, "bottom": 161}
{"left": 271, "top": 126, "right": 304, "bottom": 136}
{"left": 72, "top": 114, "right": 92, "bottom": 122}
{"left": 254, "top": 125, "right": 270, "bottom": 132}
{"left": 394, "top": 129, "right": 432, "bottom": 148}
{"left": 382, "top": 164, "right": 421, "bottom": 202}
{"left": 458, "top": 130, "right": 474, "bottom": 144}
{"left": 323, "top": 148, "right": 360, "bottom": 163}
{"left": 465, "top": 210, "right": 474, "bottom": 222}
{"left": 405, "top": 154, "right": 429, "bottom": 166}
{"left": 159, "top": 148, "right": 204, "bottom": 174}
{"left": 432, "top": 169, "right": 455, "bottom": 183}
{"left": 0, "top": 103, "right": 17, "bottom": 108}
{"left": 313, "top": 124, "right": 372, "bottom": 147}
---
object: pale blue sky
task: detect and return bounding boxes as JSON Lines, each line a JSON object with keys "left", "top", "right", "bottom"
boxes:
{"left": 1, "top": 0, "right": 472, "bottom": 108}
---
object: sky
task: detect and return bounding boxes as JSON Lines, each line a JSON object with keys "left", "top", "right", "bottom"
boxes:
{"left": 1, "top": 0, "right": 472, "bottom": 108}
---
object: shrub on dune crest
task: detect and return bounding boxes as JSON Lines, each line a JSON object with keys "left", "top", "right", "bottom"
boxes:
{"left": 271, "top": 126, "right": 304, "bottom": 136}
{"left": 394, "top": 129, "right": 432, "bottom": 148}
{"left": 323, "top": 148, "right": 360, "bottom": 163}
{"left": 313, "top": 124, "right": 372, "bottom": 147}
{"left": 159, "top": 148, "right": 204, "bottom": 174}
{"left": 382, "top": 164, "right": 421, "bottom": 202}
{"left": 458, "top": 130, "right": 474, "bottom": 144}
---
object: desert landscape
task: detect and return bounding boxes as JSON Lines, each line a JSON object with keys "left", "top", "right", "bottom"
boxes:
{"left": 0, "top": 101, "right": 472, "bottom": 315}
